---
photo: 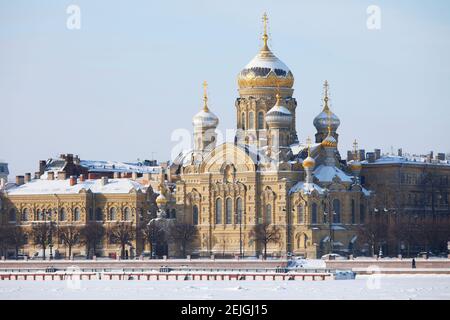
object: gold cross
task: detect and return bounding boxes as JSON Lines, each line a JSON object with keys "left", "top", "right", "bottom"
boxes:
{"left": 202, "top": 80, "right": 208, "bottom": 111}
{"left": 262, "top": 12, "right": 269, "bottom": 48}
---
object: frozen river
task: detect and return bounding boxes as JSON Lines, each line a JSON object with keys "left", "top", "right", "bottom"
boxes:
{"left": 1, "top": 275, "right": 450, "bottom": 300}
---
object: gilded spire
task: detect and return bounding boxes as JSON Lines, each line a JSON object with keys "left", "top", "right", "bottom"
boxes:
{"left": 353, "top": 139, "right": 360, "bottom": 161}
{"left": 323, "top": 80, "right": 330, "bottom": 112}
{"left": 306, "top": 136, "right": 312, "bottom": 157}
{"left": 326, "top": 109, "right": 332, "bottom": 136}
{"left": 202, "top": 80, "right": 209, "bottom": 112}
{"left": 262, "top": 12, "right": 269, "bottom": 50}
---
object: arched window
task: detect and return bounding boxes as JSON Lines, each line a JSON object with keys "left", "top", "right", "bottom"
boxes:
{"left": 360, "top": 204, "right": 365, "bottom": 223}
{"left": 333, "top": 199, "right": 341, "bottom": 223}
{"left": 265, "top": 204, "right": 272, "bottom": 224}
{"left": 36, "top": 209, "right": 43, "bottom": 221}
{"left": 297, "top": 205, "right": 304, "bottom": 224}
{"left": 74, "top": 207, "right": 81, "bottom": 221}
{"left": 241, "top": 112, "right": 246, "bottom": 129}
{"left": 89, "top": 207, "right": 94, "bottom": 221}
{"left": 109, "top": 207, "right": 117, "bottom": 221}
{"left": 22, "top": 208, "right": 29, "bottom": 222}
{"left": 257, "top": 111, "right": 264, "bottom": 130}
{"left": 225, "top": 198, "right": 232, "bottom": 224}
{"left": 123, "top": 207, "right": 131, "bottom": 221}
{"left": 95, "top": 208, "right": 103, "bottom": 221}
{"left": 59, "top": 208, "right": 67, "bottom": 221}
{"left": 193, "top": 205, "right": 199, "bottom": 225}
{"left": 215, "top": 198, "right": 222, "bottom": 224}
{"left": 249, "top": 112, "right": 254, "bottom": 129}
{"left": 351, "top": 200, "right": 356, "bottom": 224}
{"left": 236, "top": 198, "right": 243, "bottom": 224}
{"left": 9, "top": 208, "right": 16, "bottom": 222}
{"left": 311, "top": 203, "right": 318, "bottom": 224}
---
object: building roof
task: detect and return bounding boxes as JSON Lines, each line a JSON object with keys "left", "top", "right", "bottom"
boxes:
{"left": 289, "top": 181, "right": 325, "bottom": 195}
{"left": 362, "top": 155, "right": 450, "bottom": 167}
{"left": 79, "top": 160, "right": 161, "bottom": 174}
{"left": 4, "top": 178, "right": 146, "bottom": 196}
{"left": 313, "top": 164, "right": 353, "bottom": 183}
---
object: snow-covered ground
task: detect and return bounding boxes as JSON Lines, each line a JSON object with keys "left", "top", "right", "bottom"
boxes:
{"left": 1, "top": 275, "right": 449, "bottom": 300}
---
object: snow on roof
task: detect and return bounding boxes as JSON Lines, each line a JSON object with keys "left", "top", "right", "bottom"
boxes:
{"left": 313, "top": 165, "right": 353, "bottom": 183}
{"left": 243, "top": 50, "right": 290, "bottom": 74}
{"left": 5, "top": 178, "right": 146, "bottom": 196}
{"left": 80, "top": 160, "right": 160, "bottom": 174}
{"left": 290, "top": 143, "right": 321, "bottom": 158}
{"left": 289, "top": 181, "right": 324, "bottom": 195}
{"left": 362, "top": 155, "right": 450, "bottom": 167}
{"left": 267, "top": 105, "right": 291, "bottom": 115}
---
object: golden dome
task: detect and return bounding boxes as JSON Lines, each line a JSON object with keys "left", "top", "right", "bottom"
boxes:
{"left": 349, "top": 160, "right": 362, "bottom": 171}
{"left": 156, "top": 193, "right": 167, "bottom": 205}
{"left": 237, "top": 13, "right": 294, "bottom": 90}
{"left": 302, "top": 156, "right": 316, "bottom": 169}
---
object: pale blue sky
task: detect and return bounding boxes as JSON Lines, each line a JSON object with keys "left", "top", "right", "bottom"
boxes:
{"left": 1, "top": 0, "right": 450, "bottom": 178}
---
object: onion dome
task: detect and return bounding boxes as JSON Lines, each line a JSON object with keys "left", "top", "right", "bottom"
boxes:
{"left": 302, "top": 137, "right": 316, "bottom": 169}
{"left": 313, "top": 80, "right": 340, "bottom": 133}
{"left": 192, "top": 81, "right": 219, "bottom": 128}
{"left": 302, "top": 156, "right": 316, "bottom": 169}
{"left": 237, "top": 13, "right": 294, "bottom": 89}
{"left": 265, "top": 93, "right": 292, "bottom": 127}
{"left": 155, "top": 193, "right": 168, "bottom": 205}
{"left": 349, "top": 160, "right": 362, "bottom": 171}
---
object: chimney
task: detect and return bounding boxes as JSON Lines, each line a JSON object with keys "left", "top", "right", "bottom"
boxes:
{"left": 358, "top": 149, "right": 366, "bottom": 161}
{"left": 79, "top": 174, "right": 85, "bottom": 182}
{"left": 16, "top": 175, "right": 25, "bottom": 185}
{"left": 48, "top": 172, "right": 55, "bottom": 180}
{"left": 57, "top": 171, "right": 66, "bottom": 180}
{"left": 374, "top": 149, "right": 381, "bottom": 160}
{"left": 367, "top": 152, "right": 375, "bottom": 163}
{"left": 39, "top": 160, "right": 46, "bottom": 175}
{"left": 132, "top": 172, "right": 138, "bottom": 180}
{"left": 101, "top": 176, "right": 108, "bottom": 185}
{"left": 88, "top": 173, "right": 96, "bottom": 180}
{"left": 34, "top": 171, "right": 41, "bottom": 179}
{"left": 437, "top": 153, "right": 445, "bottom": 161}
{"left": 24, "top": 173, "right": 31, "bottom": 183}
{"left": 398, "top": 148, "right": 403, "bottom": 157}
{"left": 113, "top": 172, "right": 120, "bottom": 179}
{"left": 69, "top": 175, "right": 77, "bottom": 186}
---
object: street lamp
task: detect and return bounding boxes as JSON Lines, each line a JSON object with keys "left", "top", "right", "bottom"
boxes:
{"left": 235, "top": 208, "right": 243, "bottom": 258}
{"left": 322, "top": 188, "right": 336, "bottom": 255}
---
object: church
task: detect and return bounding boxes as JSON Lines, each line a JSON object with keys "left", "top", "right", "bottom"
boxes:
{"left": 169, "top": 14, "right": 372, "bottom": 258}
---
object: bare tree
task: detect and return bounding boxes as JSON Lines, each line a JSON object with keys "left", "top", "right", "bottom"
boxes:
{"left": 7, "top": 226, "right": 28, "bottom": 259}
{"left": 109, "top": 222, "right": 135, "bottom": 259}
{"left": 168, "top": 222, "right": 197, "bottom": 257}
{"left": 59, "top": 225, "right": 81, "bottom": 259}
{"left": 357, "top": 212, "right": 388, "bottom": 256}
{"left": 0, "top": 226, "right": 9, "bottom": 258}
{"left": 80, "top": 222, "right": 105, "bottom": 259}
{"left": 30, "top": 222, "right": 56, "bottom": 260}
{"left": 140, "top": 222, "right": 165, "bottom": 258}
{"left": 249, "top": 223, "right": 281, "bottom": 259}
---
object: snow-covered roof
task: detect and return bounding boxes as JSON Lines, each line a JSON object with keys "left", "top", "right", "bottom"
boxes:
{"left": 289, "top": 181, "right": 324, "bottom": 195}
{"left": 80, "top": 160, "right": 161, "bottom": 174}
{"left": 242, "top": 50, "right": 290, "bottom": 75}
{"left": 313, "top": 165, "right": 353, "bottom": 183}
{"left": 362, "top": 155, "right": 450, "bottom": 167}
{"left": 5, "top": 178, "right": 146, "bottom": 195}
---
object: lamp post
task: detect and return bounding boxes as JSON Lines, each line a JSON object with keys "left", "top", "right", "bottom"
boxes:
{"left": 322, "top": 188, "right": 336, "bottom": 255}
{"left": 235, "top": 208, "right": 243, "bottom": 258}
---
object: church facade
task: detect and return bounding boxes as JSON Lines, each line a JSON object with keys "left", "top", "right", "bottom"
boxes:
{"left": 170, "top": 15, "right": 372, "bottom": 258}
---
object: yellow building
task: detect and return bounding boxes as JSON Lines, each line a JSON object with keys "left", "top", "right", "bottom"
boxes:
{"left": 170, "top": 14, "right": 372, "bottom": 258}
{"left": 1, "top": 174, "right": 155, "bottom": 258}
